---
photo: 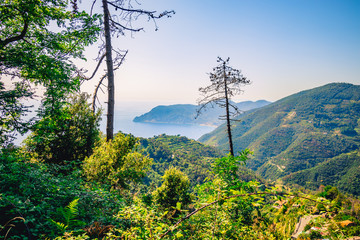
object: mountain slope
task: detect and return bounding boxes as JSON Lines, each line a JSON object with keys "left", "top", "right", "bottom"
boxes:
{"left": 282, "top": 149, "right": 360, "bottom": 196}
{"left": 138, "top": 134, "right": 264, "bottom": 187}
{"left": 199, "top": 83, "right": 360, "bottom": 194}
{"left": 133, "top": 100, "right": 271, "bottom": 126}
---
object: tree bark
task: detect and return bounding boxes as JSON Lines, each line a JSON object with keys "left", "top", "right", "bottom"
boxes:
{"left": 223, "top": 62, "right": 234, "bottom": 156}
{"left": 102, "top": 0, "right": 115, "bottom": 141}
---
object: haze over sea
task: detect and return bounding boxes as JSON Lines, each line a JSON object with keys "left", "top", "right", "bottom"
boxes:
{"left": 13, "top": 101, "right": 214, "bottom": 145}
{"left": 99, "top": 102, "right": 215, "bottom": 140}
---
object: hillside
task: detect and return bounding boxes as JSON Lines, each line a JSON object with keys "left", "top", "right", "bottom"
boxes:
{"left": 138, "top": 134, "right": 264, "bottom": 187}
{"left": 283, "top": 149, "right": 360, "bottom": 196}
{"left": 133, "top": 100, "right": 270, "bottom": 126}
{"left": 199, "top": 83, "right": 360, "bottom": 195}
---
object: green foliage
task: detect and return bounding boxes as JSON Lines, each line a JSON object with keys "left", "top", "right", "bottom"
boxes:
{"left": 153, "top": 167, "right": 192, "bottom": 213}
{"left": 213, "top": 149, "right": 253, "bottom": 189}
{"left": 304, "top": 223, "right": 311, "bottom": 231}
{"left": 49, "top": 198, "right": 85, "bottom": 235}
{"left": 83, "top": 132, "right": 152, "bottom": 189}
{"left": 0, "top": 149, "right": 124, "bottom": 239}
{"left": 172, "top": 152, "right": 264, "bottom": 239}
{"left": 24, "top": 93, "right": 101, "bottom": 166}
{"left": 0, "top": 82, "right": 33, "bottom": 147}
{"left": 309, "top": 230, "right": 322, "bottom": 239}
{"left": 323, "top": 186, "right": 339, "bottom": 201}
{"left": 2, "top": 136, "right": 360, "bottom": 239}
{"left": 113, "top": 198, "right": 171, "bottom": 239}
{"left": 0, "top": 0, "right": 101, "bottom": 86}
{"left": 0, "top": 0, "right": 101, "bottom": 147}
{"left": 283, "top": 149, "right": 360, "bottom": 196}
{"left": 139, "top": 134, "right": 224, "bottom": 187}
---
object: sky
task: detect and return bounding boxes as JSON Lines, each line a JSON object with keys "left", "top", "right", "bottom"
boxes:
{"left": 80, "top": 0, "right": 360, "bottom": 106}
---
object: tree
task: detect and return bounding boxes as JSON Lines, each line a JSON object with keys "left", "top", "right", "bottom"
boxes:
{"left": 0, "top": 0, "right": 101, "bottom": 144}
{"left": 24, "top": 93, "right": 101, "bottom": 166}
{"left": 197, "top": 57, "right": 251, "bottom": 156}
{"left": 84, "top": 0, "right": 174, "bottom": 141}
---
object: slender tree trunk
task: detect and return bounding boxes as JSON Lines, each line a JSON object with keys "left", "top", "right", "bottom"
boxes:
{"left": 223, "top": 63, "right": 234, "bottom": 156}
{"left": 102, "top": 0, "right": 115, "bottom": 141}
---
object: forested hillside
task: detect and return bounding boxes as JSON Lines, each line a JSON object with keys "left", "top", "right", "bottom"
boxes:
{"left": 138, "top": 134, "right": 264, "bottom": 187}
{"left": 139, "top": 134, "right": 223, "bottom": 186}
{"left": 283, "top": 149, "right": 360, "bottom": 196}
{"left": 133, "top": 100, "right": 270, "bottom": 126}
{"left": 199, "top": 83, "right": 360, "bottom": 195}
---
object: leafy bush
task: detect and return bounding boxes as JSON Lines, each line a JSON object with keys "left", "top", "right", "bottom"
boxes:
{"left": 213, "top": 149, "right": 253, "bottom": 189}
{"left": 319, "top": 185, "right": 339, "bottom": 200}
{"left": 83, "top": 132, "right": 152, "bottom": 189}
{"left": 153, "top": 167, "right": 192, "bottom": 213}
{"left": 309, "top": 230, "right": 322, "bottom": 239}
{"left": 0, "top": 149, "right": 123, "bottom": 239}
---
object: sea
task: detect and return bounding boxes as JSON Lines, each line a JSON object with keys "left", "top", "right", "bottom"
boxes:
{"left": 13, "top": 102, "right": 216, "bottom": 145}
{"left": 101, "top": 102, "right": 216, "bottom": 140}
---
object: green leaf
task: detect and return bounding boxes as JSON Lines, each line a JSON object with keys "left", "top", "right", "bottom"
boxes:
{"left": 176, "top": 202, "right": 182, "bottom": 210}
{"left": 175, "top": 232, "right": 183, "bottom": 238}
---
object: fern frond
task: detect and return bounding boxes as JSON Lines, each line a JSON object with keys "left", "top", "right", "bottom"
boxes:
{"left": 64, "top": 198, "right": 79, "bottom": 226}
{"left": 49, "top": 198, "right": 81, "bottom": 233}
{"left": 49, "top": 219, "right": 68, "bottom": 232}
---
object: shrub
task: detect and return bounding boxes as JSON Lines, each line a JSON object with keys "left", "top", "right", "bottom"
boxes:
{"left": 153, "top": 167, "right": 192, "bottom": 212}
{"left": 83, "top": 132, "right": 152, "bottom": 189}
{"left": 0, "top": 149, "right": 124, "bottom": 239}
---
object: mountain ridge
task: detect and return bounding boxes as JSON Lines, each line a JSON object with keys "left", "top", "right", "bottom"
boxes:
{"left": 198, "top": 82, "right": 360, "bottom": 195}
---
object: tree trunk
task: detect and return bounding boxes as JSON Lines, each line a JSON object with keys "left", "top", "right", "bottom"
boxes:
{"left": 223, "top": 63, "right": 234, "bottom": 156}
{"left": 102, "top": 0, "right": 115, "bottom": 141}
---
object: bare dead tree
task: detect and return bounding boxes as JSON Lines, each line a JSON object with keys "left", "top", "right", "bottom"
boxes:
{"left": 197, "top": 57, "right": 251, "bottom": 156}
{"left": 102, "top": 1, "right": 174, "bottom": 141}
{"left": 81, "top": 0, "right": 174, "bottom": 141}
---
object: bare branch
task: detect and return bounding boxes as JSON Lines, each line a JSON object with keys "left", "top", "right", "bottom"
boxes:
{"left": 109, "top": 17, "right": 144, "bottom": 32}
{"left": 90, "top": 0, "right": 97, "bottom": 16}
{"left": 91, "top": 49, "right": 127, "bottom": 112}
{"left": 78, "top": 54, "right": 106, "bottom": 81}
{"left": 79, "top": 53, "right": 106, "bottom": 82}
{"left": 106, "top": 1, "right": 174, "bottom": 19}
{"left": 92, "top": 73, "right": 107, "bottom": 112}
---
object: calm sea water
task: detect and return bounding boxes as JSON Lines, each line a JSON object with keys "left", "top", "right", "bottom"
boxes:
{"left": 100, "top": 102, "right": 216, "bottom": 140}
{"left": 13, "top": 102, "right": 216, "bottom": 145}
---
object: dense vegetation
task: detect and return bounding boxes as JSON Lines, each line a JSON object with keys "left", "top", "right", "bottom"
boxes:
{"left": 135, "top": 134, "right": 265, "bottom": 189}
{"left": 1, "top": 1, "right": 360, "bottom": 239}
{"left": 199, "top": 83, "right": 360, "bottom": 196}
{"left": 133, "top": 100, "right": 270, "bottom": 127}
{"left": 139, "top": 134, "right": 223, "bottom": 187}
{"left": 2, "top": 133, "right": 360, "bottom": 239}
{"left": 283, "top": 149, "right": 360, "bottom": 196}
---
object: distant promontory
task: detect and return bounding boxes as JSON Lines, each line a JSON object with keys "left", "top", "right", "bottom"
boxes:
{"left": 133, "top": 100, "right": 271, "bottom": 126}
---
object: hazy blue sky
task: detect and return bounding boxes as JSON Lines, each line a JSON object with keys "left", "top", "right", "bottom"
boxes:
{"left": 80, "top": 0, "right": 360, "bottom": 105}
